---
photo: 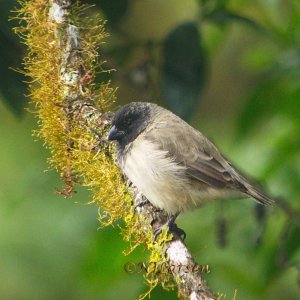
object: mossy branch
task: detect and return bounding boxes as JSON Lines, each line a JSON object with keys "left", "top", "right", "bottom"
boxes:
{"left": 14, "top": 0, "right": 216, "bottom": 299}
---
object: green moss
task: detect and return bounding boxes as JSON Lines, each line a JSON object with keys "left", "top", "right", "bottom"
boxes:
{"left": 13, "top": 0, "right": 128, "bottom": 225}
{"left": 14, "top": 0, "right": 174, "bottom": 297}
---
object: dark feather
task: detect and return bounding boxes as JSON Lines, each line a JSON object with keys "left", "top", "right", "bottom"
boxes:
{"left": 187, "top": 160, "right": 228, "bottom": 188}
{"left": 144, "top": 108, "right": 274, "bottom": 205}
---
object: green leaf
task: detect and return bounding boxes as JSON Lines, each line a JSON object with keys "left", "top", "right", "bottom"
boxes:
{"left": 205, "top": 10, "right": 266, "bottom": 33}
{"left": 216, "top": 12, "right": 261, "bottom": 28}
{"left": 162, "top": 22, "right": 206, "bottom": 121}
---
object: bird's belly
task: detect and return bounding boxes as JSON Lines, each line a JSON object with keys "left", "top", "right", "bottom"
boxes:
{"left": 120, "top": 139, "right": 243, "bottom": 215}
{"left": 120, "top": 139, "right": 191, "bottom": 215}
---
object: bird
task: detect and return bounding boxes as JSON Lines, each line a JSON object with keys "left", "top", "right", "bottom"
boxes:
{"left": 108, "top": 102, "right": 273, "bottom": 237}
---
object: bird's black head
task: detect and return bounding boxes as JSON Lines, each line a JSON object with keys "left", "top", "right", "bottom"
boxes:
{"left": 108, "top": 102, "right": 153, "bottom": 146}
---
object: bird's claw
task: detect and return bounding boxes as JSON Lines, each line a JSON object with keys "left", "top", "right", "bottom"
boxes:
{"left": 168, "top": 221, "right": 186, "bottom": 240}
{"left": 153, "top": 221, "right": 186, "bottom": 241}
{"left": 153, "top": 226, "right": 163, "bottom": 240}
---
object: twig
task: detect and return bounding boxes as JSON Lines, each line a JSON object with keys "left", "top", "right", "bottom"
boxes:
{"left": 48, "top": 1, "right": 216, "bottom": 299}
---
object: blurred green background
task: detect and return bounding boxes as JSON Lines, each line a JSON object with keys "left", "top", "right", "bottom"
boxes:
{"left": 1, "top": 0, "right": 300, "bottom": 299}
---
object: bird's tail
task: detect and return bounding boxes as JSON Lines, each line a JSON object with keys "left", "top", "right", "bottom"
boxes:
{"left": 244, "top": 184, "right": 274, "bottom": 205}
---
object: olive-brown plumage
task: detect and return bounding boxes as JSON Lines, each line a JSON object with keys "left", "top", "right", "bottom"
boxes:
{"left": 108, "top": 102, "right": 273, "bottom": 216}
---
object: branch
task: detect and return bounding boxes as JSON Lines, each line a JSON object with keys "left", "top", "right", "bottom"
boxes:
{"left": 47, "top": 1, "right": 216, "bottom": 299}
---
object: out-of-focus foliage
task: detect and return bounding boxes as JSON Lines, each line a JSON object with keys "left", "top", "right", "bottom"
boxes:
{"left": 94, "top": 0, "right": 129, "bottom": 24}
{"left": 1, "top": 0, "right": 300, "bottom": 299}
{"left": 162, "top": 22, "right": 206, "bottom": 120}
{"left": 0, "top": 0, "right": 27, "bottom": 115}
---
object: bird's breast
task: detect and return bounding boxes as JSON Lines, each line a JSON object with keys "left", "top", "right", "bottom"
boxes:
{"left": 119, "top": 137, "right": 191, "bottom": 214}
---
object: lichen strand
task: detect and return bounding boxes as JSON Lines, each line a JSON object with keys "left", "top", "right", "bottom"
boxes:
{"left": 14, "top": 0, "right": 174, "bottom": 296}
{"left": 13, "top": 0, "right": 129, "bottom": 225}
{"left": 124, "top": 214, "right": 176, "bottom": 299}
{"left": 142, "top": 228, "right": 176, "bottom": 299}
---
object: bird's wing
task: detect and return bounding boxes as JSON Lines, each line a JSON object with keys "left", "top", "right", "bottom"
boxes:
{"left": 145, "top": 115, "right": 273, "bottom": 205}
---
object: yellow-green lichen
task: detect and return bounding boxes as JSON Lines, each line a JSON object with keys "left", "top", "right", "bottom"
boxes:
{"left": 141, "top": 227, "right": 176, "bottom": 299}
{"left": 13, "top": 0, "right": 174, "bottom": 297}
{"left": 13, "top": 0, "right": 129, "bottom": 225}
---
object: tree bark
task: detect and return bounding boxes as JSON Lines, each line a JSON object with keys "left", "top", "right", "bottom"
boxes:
{"left": 48, "top": 1, "right": 216, "bottom": 299}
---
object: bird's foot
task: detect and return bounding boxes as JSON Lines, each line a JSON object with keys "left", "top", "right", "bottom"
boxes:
{"left": 168, "top": 221, "right": 186, "bottom": 240}
{"left": 153, "top": 213, "right": 186, "bottom": 240}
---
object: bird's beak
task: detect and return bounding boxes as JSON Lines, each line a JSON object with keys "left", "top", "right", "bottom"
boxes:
{"left": 108, "top": 125, "right": 124, "bottom": 141}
